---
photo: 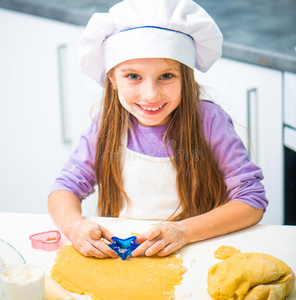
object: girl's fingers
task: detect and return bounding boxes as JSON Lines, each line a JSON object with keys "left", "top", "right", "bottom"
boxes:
{"left": 87, "top": 224, "right": 114, "bottom": 242}
{"left": 100, "top": 225, "right": 115, "bottom": 242}
{"left": 156, "top": 243, "right": 176, "bottom": 257}
{"left": 145, "top": 240, "right": 167, "bottom": 256}
{"left": 133, "top": 223, "right": 187, "bottom": 257}
{"left": 89, "top": 226, "right": 102, "bottom": 239}
{"left": 136, "top": 226, "right": 162, "bottom": 244}
{"left": 78, "top": 242, "right": 108, "bottom": 258}
{"left": 97, "top": 241, "right": 118, "bottom": 258}
{"left": 78, "top": 240, "right": 117, "bottom": 259}
{"left": 146, "top": 226, "right": 162, "bottom": 240}
{"left": 131, "top": 240, "right": 155, "bottom": 257}
{"left": 135, "top": 233, "right": 147, "bottom": 244}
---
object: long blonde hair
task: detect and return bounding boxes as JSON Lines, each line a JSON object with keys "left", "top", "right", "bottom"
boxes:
{"left": 95, "top": 63, "right": 227, "bottom": 219}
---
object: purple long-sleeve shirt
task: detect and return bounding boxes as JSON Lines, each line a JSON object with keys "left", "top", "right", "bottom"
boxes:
{"left": 50, "top": 100, "right": 268, "bottom": 211}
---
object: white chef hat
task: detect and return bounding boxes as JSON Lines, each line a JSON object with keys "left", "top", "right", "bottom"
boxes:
{"left": 80, "top": 0, "right": 223, "bottom": 87}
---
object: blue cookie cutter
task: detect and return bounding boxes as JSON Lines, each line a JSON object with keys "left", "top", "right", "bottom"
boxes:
{"left": 108, "top": 236, "right": 140, "bottom": 261}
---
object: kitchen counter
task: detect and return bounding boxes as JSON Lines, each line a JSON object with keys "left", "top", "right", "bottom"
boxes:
{"left": 0, "top": 0, "right": 295, "bottom": 73}
{"left": 0, "top": 212, "right": 295, "bottom": 299}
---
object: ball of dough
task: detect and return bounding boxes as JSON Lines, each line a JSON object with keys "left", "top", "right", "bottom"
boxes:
{"left": 214, "top": 245, "right": 241, "bottom": 259}
{"left": 207, "top": 246, "right": 295, "bottom": 300}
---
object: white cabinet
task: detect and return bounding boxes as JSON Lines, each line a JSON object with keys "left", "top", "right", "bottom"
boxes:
{"left": 195, "top": 58, "right": 283, "bottom": 224}
{"left": 284, "top": 72, "right": 296, "bottom": 129}
{"left": 0, "top": 9, "right": 101, "bottom": 215}
{"left": 284, "top": 71, "right": 296, "bottom": 153}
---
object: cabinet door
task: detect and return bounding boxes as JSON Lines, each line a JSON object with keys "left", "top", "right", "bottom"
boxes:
{"left": 284, "top": 72, "right": 296, "bottom": 129}
{"left": 0, "top": 9, "right": 100, "bottom": 214}
{"left": 195, "top": 58, "right": 283, "bottom": 224}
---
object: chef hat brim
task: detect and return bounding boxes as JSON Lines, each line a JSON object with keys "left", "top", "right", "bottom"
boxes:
{"left": 80, "top": 0, "right": 223, "bottom": 86}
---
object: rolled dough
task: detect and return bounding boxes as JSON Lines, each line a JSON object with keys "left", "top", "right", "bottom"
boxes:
{"left": 45, "top": 275, "right": 75, "bottom": 300}
{"left": 51, "top": 245, "right": 186, "bottom": 300}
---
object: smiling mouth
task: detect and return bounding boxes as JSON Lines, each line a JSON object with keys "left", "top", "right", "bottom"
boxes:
{"left": 138, "top": 103, "right": 166, "bottom": 111}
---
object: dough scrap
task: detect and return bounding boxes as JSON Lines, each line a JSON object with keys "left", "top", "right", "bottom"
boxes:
{"left": 51, "top": 245, "right": 186, "bottom": 300}
{"left": 207, "top": 246, "right": 295, "bottom": 300}
{"left": 214, "top": 245, "right": 241, "bottom": 259}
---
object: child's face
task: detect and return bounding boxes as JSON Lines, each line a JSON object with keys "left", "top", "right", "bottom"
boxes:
{"left": 108, "top": 58, "right": 182, "bottom": 127}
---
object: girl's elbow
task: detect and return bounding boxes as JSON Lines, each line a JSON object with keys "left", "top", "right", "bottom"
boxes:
{"left": 247, "top": 205, "right": 264, "bottom": 225}
{"left": 254, "top": 208, "right": 264, "bottom": 224}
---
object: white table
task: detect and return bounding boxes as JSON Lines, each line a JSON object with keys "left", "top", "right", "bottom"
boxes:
{"left": 0, "top": 213, "right": 295, "bottom": 299}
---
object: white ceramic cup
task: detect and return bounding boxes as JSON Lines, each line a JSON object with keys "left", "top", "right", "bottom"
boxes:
{"left": 0, "top": 264, "right": 45, "bottom": 300}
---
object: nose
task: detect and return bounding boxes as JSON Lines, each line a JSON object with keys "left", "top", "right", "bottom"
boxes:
{"left": 141, "top": 80, "right": 161, "bottom": 103}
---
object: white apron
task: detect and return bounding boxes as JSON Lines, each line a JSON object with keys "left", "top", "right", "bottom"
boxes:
{"left": 120, "top": 132, "right": 182, "bottom": 220}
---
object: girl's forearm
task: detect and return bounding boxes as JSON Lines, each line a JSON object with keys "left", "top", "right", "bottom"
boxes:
{"left": 48, "top": 190, "right": 85, "bottom": 238}
{"left": 179, "top": 200, "right": 264, "bottom": 244}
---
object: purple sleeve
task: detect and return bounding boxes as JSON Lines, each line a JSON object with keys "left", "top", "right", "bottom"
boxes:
{"left": 200, "top": 101, "right": 268, "bottom": 210}
{"left": 49, "top": 119, "right": 98, "bottom": 201}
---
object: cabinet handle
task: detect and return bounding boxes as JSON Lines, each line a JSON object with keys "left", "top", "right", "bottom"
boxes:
{"left": 57, "top": 44, "right": 71, "bottom": 145}
{"left": 246, "top": 88, "right": 258, "bottom": 163}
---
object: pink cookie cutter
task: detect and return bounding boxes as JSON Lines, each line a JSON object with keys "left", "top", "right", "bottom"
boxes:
{"left": 29, "top": 230, "right": 61, "bottom": 251}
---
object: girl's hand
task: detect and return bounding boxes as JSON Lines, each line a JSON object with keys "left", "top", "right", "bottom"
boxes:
{"left": 132, "top": 222, "right": 187, "bottom": 257}
{"left": 66, "top": 220, "right": 118, "bottom": 258}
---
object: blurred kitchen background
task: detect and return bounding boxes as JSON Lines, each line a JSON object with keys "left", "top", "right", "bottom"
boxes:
{"left": 0, "top": 0, "right": 295, "bottom": 225}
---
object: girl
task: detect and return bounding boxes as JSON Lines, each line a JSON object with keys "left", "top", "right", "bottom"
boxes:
{"left": 48, "top": 0, "right": 268, "bottom": 259}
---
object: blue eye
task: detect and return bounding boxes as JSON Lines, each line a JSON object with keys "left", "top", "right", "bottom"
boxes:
{"left": 160, "top": 73, "right": 173, "bottom": 80}
{"left": 127, "top": 74, "right": 140, "bottom": 80}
